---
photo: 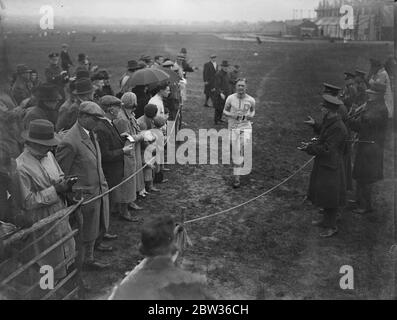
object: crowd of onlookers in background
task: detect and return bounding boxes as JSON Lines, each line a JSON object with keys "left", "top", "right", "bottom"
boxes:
{"left": 0, "top": 43, "right": 206, "bottom": 286}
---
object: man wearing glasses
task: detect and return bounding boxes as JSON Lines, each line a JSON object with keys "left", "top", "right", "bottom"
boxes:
{"left": 223, "top": 79, "right": 256, "bottom": 188}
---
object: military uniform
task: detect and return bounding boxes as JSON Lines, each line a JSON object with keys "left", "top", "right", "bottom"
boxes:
{"left": 348, "top": 89, "right": 388, "bottom": 212}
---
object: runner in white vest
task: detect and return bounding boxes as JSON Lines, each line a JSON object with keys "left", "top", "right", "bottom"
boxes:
{"left": 223, "top": 79, "right": 256, "bottom": 188}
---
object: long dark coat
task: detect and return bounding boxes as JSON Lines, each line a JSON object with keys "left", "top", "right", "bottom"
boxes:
{"left": 23, "top": 105, "right": 58, "bottom": 130}
{"left": 306, "top": 115, "right": 348, "bottom": 209}
{"left": 214, "top": 69, "right": 231, "bottom": 97}
{"left": 203, "top": 61, "right": 217, "bottom": 96}
{"left": 56, "top": 122, "right": 110, "bottom": 241}
{"left": 314, "top": 104, "right": 352, "bottom": 191}
{"left": 348, "top": 99, "right": 388, "bottom": 184}
{"left": 56, "top": 100, "right": 80, "bottom": 132}
{"left": 11, "top": 78, "right": 31, "bottom": 106}
{"left": 45, "top": 64, "right": 67, "bottom": 99}
{"left": 94, "top": 119, "right": 125, "bottom": 190}
{"left": 132, "top": 86, "right": 151, "bottom": 119}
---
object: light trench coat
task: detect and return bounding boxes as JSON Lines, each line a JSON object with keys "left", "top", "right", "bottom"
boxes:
{"left": 15, "top": 149, "right": 75, "bottom": 280}
{"left": 113, "top": 109, "right": 145, "bottom": 202}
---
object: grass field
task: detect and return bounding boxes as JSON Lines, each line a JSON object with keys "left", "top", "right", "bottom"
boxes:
{"left": 3, "top": 32, "right": 395, "bottom": 299}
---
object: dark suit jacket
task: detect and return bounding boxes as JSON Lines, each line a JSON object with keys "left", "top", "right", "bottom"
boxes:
{"left": 11, "top": 78, "right": 31, "bottom": 106}
{"left": 45, "top": 64, "right": 66, "bottom": 88}
{"left": 214, "top": 70, "right": 231, "bottom": 97}
{"left": 203, "top": 61, "right": 218, "bottom": 89}
{"left": 94, "top": 119, "right": 125, "bottom": 188}
{"left": 23, "top": 105, "right": 58, "bottom": 130}
{"left": 56, "top": 122, "right": 109, "bottom": 241}
{"left": 60, "top": 51, "right": 73, "bottom": 71}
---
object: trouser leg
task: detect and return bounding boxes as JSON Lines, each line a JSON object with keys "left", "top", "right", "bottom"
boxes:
{"left": 355, "top": 181, "right": 362, "bottom": 206}
{"left": 204, "top": 94, "right": 209, "bottom": 104}
{"left": 323, "top": 208, "right": 337, "bottom": 229}
{"left": 84, "top": 240, "right": 95, "bottom": 263}
{"left": 360, "top": 183, "right": 373, "bottom": 211}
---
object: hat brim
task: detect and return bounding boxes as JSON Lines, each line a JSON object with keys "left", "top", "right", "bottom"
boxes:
{"left": 21, "top": 131, "right": 61, "bottom": 146}
{"left": 73, "top": 88, "right": 94, "bottom": 95}
{"left": 18, "top": 70, "right": 33, "bottom": 74}
{"left": 366, "top": 89, "right": 384, "bottom": 95}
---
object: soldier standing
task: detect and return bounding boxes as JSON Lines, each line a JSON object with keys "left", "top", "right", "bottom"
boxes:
{"left": 301, "top": 95, "right": 348, "bottom": 238}
{"left": 347, "top": 83, "right": 388, "bottom": 215}
{"left": 45, "top": 52, "right": 69, "bottom": 102}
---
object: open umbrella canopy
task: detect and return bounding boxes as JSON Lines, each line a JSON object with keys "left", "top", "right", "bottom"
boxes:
{"left": 158, "top": 67, "right": 181, "bottom": 84}
{"left": 125, "top": 68, "right": 170, "bottom": 89}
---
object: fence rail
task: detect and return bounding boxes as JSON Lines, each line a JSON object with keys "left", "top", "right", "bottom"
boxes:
{"left": 0, "top": 200, "right": 85, "bottom": 300}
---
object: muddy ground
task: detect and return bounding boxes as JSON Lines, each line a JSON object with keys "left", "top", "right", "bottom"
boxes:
{"left": 4, "top": 33, "right": 395, "bottom": 299}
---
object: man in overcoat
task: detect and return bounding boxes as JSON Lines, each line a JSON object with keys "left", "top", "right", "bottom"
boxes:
{"left": 213, "top": 60, "right": 231, "bottom": 125}
{"left": 45, "top": 52, "right": 68, "bottom": 101}
{"left": 347, "top": 83, "right": 388, "bottom": 214}
{"left": 56, "top": 102, "right": 111, "bottom": 270}
{"left": 15, "top": 119, "right": 76, "bottom": 281}
{"left": 301, "top": 95, "right": 348, "bottom": 238}
{"left": 95, "top": 96, "right": 134, "bottom": 222}
{"left": 203, "top": 54, "right": 218, "bottom": 108}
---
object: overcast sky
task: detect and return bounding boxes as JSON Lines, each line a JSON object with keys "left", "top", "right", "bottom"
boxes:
{"left": 3, "top": 0, "right": 320, "bottom": 22}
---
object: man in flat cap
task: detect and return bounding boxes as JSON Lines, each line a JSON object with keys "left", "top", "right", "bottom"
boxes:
{"left": 11, "top": 64, "right": 33, "bottom": 105}
{"left": 56, "top": 101, "right": 112, "bottom": 270}
{"left": 301, "top": 95, "right": 348, "bottom": 238}
{"left": 95, "top": 96, "right": 135, "bottom": 224}
{"left": 138, "top": 55, "right": 152, "bottom": 68}
{"left": 347, "top": 83, "right": 388, "bottom": 215}
{"left": 45, "top": 52, "right": 69, "bottom": 102}
{"left": 203, "top": 54, "right": 218, "bottom": 108}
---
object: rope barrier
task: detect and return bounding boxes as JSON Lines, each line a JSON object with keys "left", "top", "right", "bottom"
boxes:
{"left": 184, "top": 156, "right": 315, "bottom": 225}
{"left": 82, "top": 108, "right": 181, "bottom": 206}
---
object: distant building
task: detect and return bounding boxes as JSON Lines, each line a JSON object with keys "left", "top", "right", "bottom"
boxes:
{"left": 285, "top": 19, "right": 319, "bottom": 37}
{"left": 260, "top": 21, "right": 287, "bottom": 36}
{"left": 315, "top": 0, "right": 393, "bottom": 40}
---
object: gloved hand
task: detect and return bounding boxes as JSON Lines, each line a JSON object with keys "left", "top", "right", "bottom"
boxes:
{"left": 54, "top": 177, "right": 77, "bottom": 194}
